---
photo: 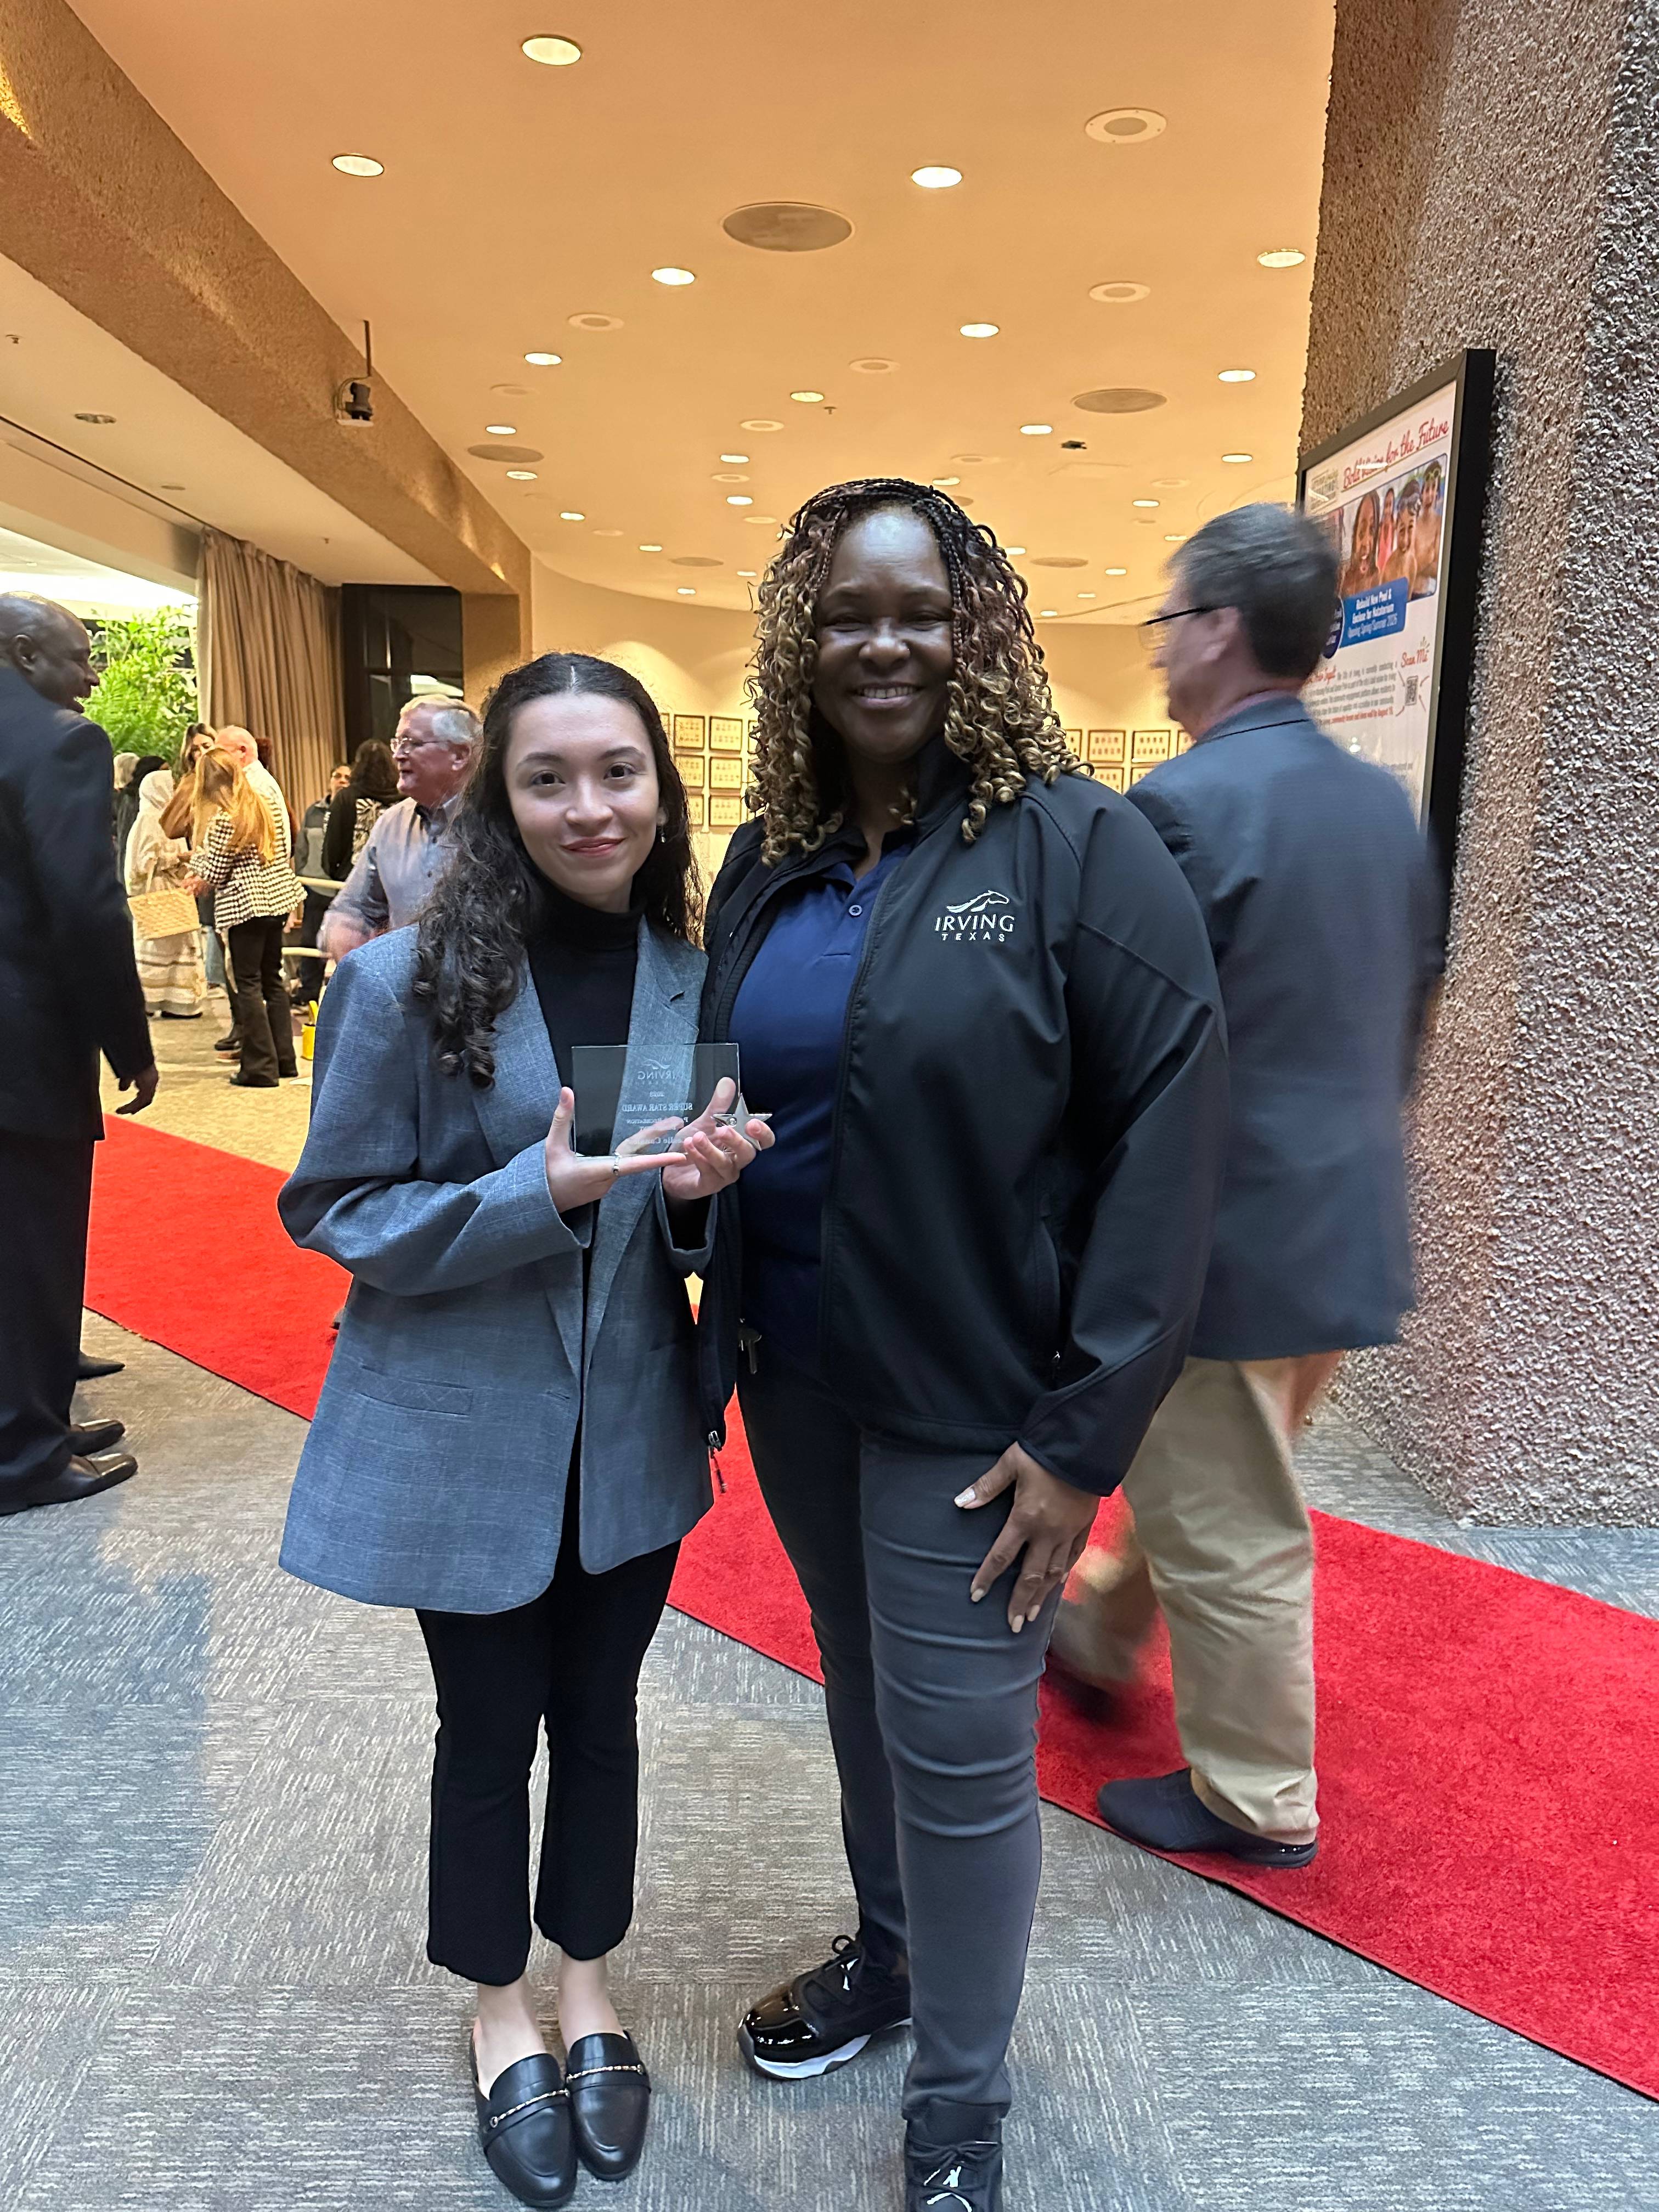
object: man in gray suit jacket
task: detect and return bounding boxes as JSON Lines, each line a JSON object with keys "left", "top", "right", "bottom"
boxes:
{"left": 1052, "top": 505, "right": 1443, "bottom": 1866}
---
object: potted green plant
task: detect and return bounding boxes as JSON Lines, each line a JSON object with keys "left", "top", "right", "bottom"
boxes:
{"left": 84, "top": 609, "right": 199, "bottom": 764}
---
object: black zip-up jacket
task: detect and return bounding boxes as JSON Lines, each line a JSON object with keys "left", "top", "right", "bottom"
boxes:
{"left": 696, "top": 742, "right": 1231, "bottom": 1495}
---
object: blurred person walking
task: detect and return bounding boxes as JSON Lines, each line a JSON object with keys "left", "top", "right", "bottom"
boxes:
{"left": 109, "top": 749, "right": 137, "bottom": 845}
{"left": 318, "top": 697, "right": 479, "bottom": 957}
{"left": 321, "top": 736, "right": 399, "bottom": 878}
{"left": 114, "top": 750, "right": 166, "bottom": 871}
{"left": 125, "top": 768, "right": 206, "bottom": 1019}
{"left": 295, "top": 763, "right": 350, "bottom": 949}
{"left": 183, "top": 747, "right": 303, "bottom": 1088}
{"left": 1049, "top": 504, "right": 1443, "bottom": 1866}
{"left": 0, "top": 593, "right": 156, "bottom": 1516}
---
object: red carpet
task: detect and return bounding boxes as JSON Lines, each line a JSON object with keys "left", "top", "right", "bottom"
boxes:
{"left": 86, "top": 1115, "right": 1659, "bottom": 2100}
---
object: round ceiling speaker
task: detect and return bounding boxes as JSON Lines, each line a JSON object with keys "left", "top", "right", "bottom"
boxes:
{"left": 1030, "top": 555, "right": 1088, "bottom": 568}
{"left": 466, "top": 443, "right": 544, "bottom": 463}
{"left": 1071, "top": 387, "right": 1166, "bottom": 413}
{"left": 1084, "top": 108, "right": 1166, "bottom": 144}
{"left": 568, "top": 312, "right": 623, "bottom": 331}
{"left": 670, "top": 555, "right": 723, "bottom": 568}
{"left": 850, "top": 357, "right": 898, "bottom": 374}
{"left": 1089, "top": 280, "right": 1150, "bottom": 304}
{"left": 740, "top": 418, "right": 783, "bottom": 433}
{"left": 723, "top": 202, "right": 853, "bottom": 253}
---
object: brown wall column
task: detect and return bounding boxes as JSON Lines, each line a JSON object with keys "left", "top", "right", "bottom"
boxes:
{"left": 461, "top": 595, "right": 525, "bottom": 715}
{"left": 1304, "top": 0, "right": 1659, "bottom": 1521}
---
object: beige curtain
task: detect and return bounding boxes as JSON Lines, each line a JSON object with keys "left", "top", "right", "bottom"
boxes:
{"left": 197, "top": 527, "right": 345, "bottom": 821}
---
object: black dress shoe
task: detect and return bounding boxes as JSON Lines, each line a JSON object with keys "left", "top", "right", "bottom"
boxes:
{"left": 1097, "top": 1768, "right": 1318, "bottom": 1867}
{"left": 565, "top": 2030, "right": 650, "bottom": 2181}
{"left": 472, "top": 2047, "right": 576, "bottom": 2208}
{"left": 68, "top": 1416, "right": 126, "bottom": 1455}
{"left": 905, "top": 2127, "right": 1003, "bottom": 2211}
{"left": 229, "top": 1071, "right": 280, "bottom": 1088}
{"left": 77, "top": 1352, "right": 125, "bottom": 1380}
{"left": 0, "top": 1451, "right": 138, "bottom": 1517}
{"left": 738, "top": 1934, "right": 912, "bottom": 2080}
{"left": 213, "top": 1031, "right": 241, "bottom": 1054}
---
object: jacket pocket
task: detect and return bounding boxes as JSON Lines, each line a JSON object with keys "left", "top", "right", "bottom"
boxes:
{"left": 351, "top": 1368, "right": 475, "bottom": 1417}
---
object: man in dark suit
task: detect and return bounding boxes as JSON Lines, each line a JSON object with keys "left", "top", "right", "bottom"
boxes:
{"left": 1051, "top": 505, "right": 1443, "bottom": 1866}
{"left": 0, "top": 594, "right": 158, "bottom": 1515}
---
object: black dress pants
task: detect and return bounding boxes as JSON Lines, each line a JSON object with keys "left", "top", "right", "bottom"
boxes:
{"left": 225, "top": 915, "right": 295, "bottom": 1083}
{"left": 416, "top": 1476, "right": 680, "bottom": 1987}
{"left": 0, "top": 1131, "right": 94, "bottom": 1499}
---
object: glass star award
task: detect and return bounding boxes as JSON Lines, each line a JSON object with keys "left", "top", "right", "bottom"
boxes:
{"left": 568, "top": 1041, "right": 750, "bottom": 1158}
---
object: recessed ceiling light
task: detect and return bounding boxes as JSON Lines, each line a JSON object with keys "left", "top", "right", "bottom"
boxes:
{"left": 1019, "top": 423, "right": 1053, "bottom": 437}
{"left": 1077, "top": 591, "right": 1096, "bottom": 599}
{"left": 1004, "top": 544, "right": 1026, "bottom": 556}
{"left": 560, "top": 510, "right": 585, "bottom": 521}
{"left": 524, "top": 351, "right": 562, "bottom": 366}
{"left": 1105, "top": 566, "right": 1128, "bottom": 575}
{"left": 745, "top": 514, "right": 778, "bottom": 524}
{"left": 1132, "top": 498, "right": 1159, "bottom": 509}
{"left": 652, "top": 266, "right": 696, "bottom": 286}
{"left": 1089, "top": 280, "right": 1150, "bottom": 304}
{"left": 569, "top": 312, "right": 623, "bottom": 332}
{"left": 727, "top": 495, "right": 753, "bottom": 506}
{"left": 738, "top": 568, "right": 758, "bottom": 577}
{"left": 485, "top": 423, "right": 517, "bottom": 436}
{"left": 931, "top": 476, "right": 961, "bottom": 488}
{"left": 911, "top": 165, "right": 963, "bottom": 189}
{"left": 522, "top": 34, "right": 582, "bottom": 64}
{"left": 640, "top": 543, "right": 663, "bottom": 551}
{"left": 1222, "top": 452, "right": 1254, "bottom": 464}
{"left": 712, "top": 471, "right": 749, "bottom": 483}
{"left": 331, "top": 153, "right": 384, "bottom": 177}
{"left": 678, "top": 586, "right": 697, "bottom": 595}
{"left": 1257, "top": 247, "right": 1306, "bottom": 268}
{"left": 506, "top": 469, "right": 537, "bottom": 480}
{"left": 1164, "top": 533, "right": 1187, "bottom": 542}
{"left": 1085, "top": 108, "right": 1166, "bottom": 143}
{"left": 741, "top": 417, "right": 783, "bottom": 432}
{"left": 1039, "top": 608, "right": 1059, "bottom": 618}
{"left": 960, "top": 322, "right": 999, "bottom": 339}
{"left": 720, "top": 452, "right": 749, "bottom": 464}
{"left": 850, "top": 357, "right": 896, "bottom": 374}
{"left": 1218, "top": 367, "right": 1256, "bottom": 382}
{"left": 791, "top": 390, "right": 825, "bottom": 404}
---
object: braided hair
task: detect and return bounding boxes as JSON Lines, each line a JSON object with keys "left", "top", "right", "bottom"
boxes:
{"left": 748, "top": 477, "right": 1082, "bottom": 862}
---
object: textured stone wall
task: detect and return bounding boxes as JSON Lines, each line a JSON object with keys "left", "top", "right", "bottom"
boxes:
{"left": 1304, "top": 0, "right": 1659, "bottom": 1521}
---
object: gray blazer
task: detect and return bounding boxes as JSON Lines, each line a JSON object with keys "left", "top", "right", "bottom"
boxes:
{"left": 278, "top": 921, "right": 715, "bottom": 1613}
{"left": 1128, "top": 697, "right": 1443, "bottom": 1362}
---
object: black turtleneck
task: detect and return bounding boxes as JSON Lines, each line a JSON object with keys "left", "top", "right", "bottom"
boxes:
{"left": 526, "top": 878, "right": 640, "bottom": 1083}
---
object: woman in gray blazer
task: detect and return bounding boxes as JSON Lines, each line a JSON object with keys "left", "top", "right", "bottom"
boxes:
{"left": 279, "top": 653, "right": 772, "bottom": 2210}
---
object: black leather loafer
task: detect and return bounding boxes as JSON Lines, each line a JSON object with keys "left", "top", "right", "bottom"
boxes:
{"left": 68, "top": 1417, "right": 126, "bottom": 1457}
{"left": 738, "top": 1934, "right": 912, "bottom": 2080}
{"left": 0, "top": 1451, "right": 138, "bottom": 1517}
{"left": 1097, "top": 1769, "right": 1318, "bottom": 1867}
{"left": 472, "top": 2049, "right": 576, "bottom": 2208}
{"left": 565, "top": 2030, "right": 650, "bottom": 2181}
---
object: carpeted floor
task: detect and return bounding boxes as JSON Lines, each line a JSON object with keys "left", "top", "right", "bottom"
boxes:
{"left": 3, "top": 1318, "right": 1655, "bottom": 2212}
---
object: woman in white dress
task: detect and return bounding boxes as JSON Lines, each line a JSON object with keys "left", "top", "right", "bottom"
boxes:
{"left": 125, "top": 768, "right": 206, "bottom": 1019}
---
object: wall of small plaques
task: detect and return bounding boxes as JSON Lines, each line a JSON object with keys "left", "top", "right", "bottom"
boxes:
{"left": 1080, "top": 725, "right": 1193, "bottom": 792}
{"left": 668, "top": 709, "right": 754, "bottom": 874}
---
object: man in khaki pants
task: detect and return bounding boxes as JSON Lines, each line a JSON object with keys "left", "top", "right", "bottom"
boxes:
{"left": 1051, "top": 504, "right": 1442, "bottom": 1867}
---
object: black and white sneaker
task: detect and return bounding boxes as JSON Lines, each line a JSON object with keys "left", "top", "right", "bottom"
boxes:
{"left": 905, "top": 2132, "right": 1003, "bottom": 2211}
{"left": 737, "top": 1933, "right": 911, "bottom": 2080}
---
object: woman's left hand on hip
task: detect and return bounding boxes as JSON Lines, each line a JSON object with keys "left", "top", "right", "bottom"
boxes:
{"left": 957, "top": 1443, "right": 1099, "bottom": 1632}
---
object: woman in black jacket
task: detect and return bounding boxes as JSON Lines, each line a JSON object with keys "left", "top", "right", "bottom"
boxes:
{"left": 698, "top": 479, "right": 1229, "bottom": 2212}
{"left": 321, "top": 735, "right": 400, "bottom": 878}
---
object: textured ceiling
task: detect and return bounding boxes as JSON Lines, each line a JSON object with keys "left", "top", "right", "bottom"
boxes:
{"left": 65, "top": 0, "right": 1333, "bottom": 620}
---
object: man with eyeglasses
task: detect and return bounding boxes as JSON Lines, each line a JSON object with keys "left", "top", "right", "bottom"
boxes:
{"left": 1050, "top": 503, "right": 1443, "bottom": 1869}
{"left": 319, "top": 698, "right": 481, "bottom": 960}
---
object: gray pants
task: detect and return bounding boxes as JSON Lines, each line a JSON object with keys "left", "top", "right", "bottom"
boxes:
{"left": 737, "top": 1348, "right": 1057, "bottom": 2135}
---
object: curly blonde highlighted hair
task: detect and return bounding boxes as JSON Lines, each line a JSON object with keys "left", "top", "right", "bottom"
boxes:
{"left": 747, "top": 478, "right": 1083, "bottom": 862}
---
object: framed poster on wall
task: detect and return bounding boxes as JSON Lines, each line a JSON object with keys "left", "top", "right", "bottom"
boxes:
{"left": 709, "top": 756, "right": 744, "bottom": 790}
{"left": 709, "top": 715, "right": 744, "bottom": 752}
{"left": 1132, "top": 727, "right": 1172, "bottom": 763}
{"left": 1298, "top": 348, "right": 1494, "bottom": 872}
{"left": 676, "top": 753, "right": 706, "bottom": 788}
{"left": 672, "top": 714, "right": 706, "bottom": 749}
{"left": 1086, "top": 729, "right": 1126, "bottom": 766}
{"left": 685, "top": 792, "right": 706, "bottom": 828}
{"left": 709, "top": 794, "right": 744, "bottom": 828}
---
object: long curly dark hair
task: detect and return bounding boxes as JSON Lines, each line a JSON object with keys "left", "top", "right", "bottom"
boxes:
{"left": 415, "top": 653, "right": 702, "bottom": 1085}
{"left": 749, "top": 477, "right": 1081, "bottom": 862}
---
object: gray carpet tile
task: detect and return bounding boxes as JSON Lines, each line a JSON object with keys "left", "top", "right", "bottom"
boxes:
{"left": 0, "top": 1314, "right": 1651, "bottom": 2212}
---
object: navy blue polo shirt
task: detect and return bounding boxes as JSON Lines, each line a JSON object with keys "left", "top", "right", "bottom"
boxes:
{"left": 730, "top": 834, "right": 913, "bottom": 1372}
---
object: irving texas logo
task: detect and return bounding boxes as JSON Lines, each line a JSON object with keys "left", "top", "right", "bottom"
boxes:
{"left": 934, "top": 889, "right": 1017, "bottom": 943}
